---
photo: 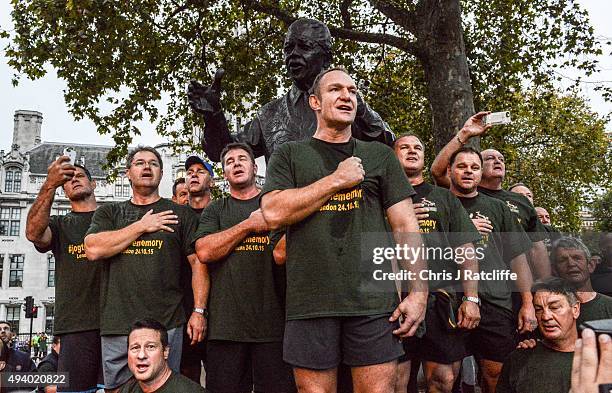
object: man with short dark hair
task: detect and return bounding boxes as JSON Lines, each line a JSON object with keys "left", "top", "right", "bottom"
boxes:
{"left": 193, "top": 142, "right": 294, "bottom": 392}
{"left": 551, "top": 237, "right": 612, "bottom": 324}
{"left": 26, "top": 155, "right": 103, "bottom": 392}
{"left": 497, "top": 277, "right": 580, "bottom": 393}
{"left": 438, "top": 125, "right": 536, "bottom": 393}
{"left": 392, "top": 133, "right": 482, "bottom": 393}
{"left": 261, "top": 68, "right": 428, "bottom": 392}
{"left": 84, "top": 146, "right": 207, "bottom": 391}
{"left": 0, "top": 321, "right": 36, "bottom": 374}
{"left": 431, "top": 125, "right": 551, "bottom": 280}
{"left": 119, "top": 318, "right": 206, "bottom": 393}
{"left": 172, "top": 178, "right": 189, "bottom": 205}
{"left": 37, "top": 336, "right": 61, "bottom": 393}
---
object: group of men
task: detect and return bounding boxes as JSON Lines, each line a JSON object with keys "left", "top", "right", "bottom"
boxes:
{"left": 0, "top": 63, "right": 602, "bottom": 393}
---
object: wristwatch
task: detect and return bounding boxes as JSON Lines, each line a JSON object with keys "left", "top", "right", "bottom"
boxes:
{"left": 193, "top": 307, "right": 208, "bottom": 318}
{"left": 462, "top": 296, "right": 481, "bottom": 306}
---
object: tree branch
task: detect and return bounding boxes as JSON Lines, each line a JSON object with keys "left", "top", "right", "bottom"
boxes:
{"left": 368, "top": 0, "right": 417, "bottom": 34}
{"left": 340, "top": 0, "right": 353, "bottom": 29}
{"left": 243, "top": 0, "right": 420, "bottom": 56}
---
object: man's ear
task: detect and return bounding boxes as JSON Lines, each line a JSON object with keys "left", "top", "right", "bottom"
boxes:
{"left": 91, "top": 179, "right": 97, "bottom": 190}
{"left": 163, "top": 346, "right": 169, "bottom": 360}
{"left": 572, "top": 301, "right": 580, "bottom": 320}
{"left": 309, "top": 94, "right": 321, "bottom": 111}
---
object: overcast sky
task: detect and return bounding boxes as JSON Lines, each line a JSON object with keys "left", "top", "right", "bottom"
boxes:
{"left": 1, "top": 0, "right": 611, "bottom": 154}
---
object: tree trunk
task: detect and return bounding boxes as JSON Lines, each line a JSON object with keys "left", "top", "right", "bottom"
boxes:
{"left": 413, "top": 0, "right": 476, "bottom": 152}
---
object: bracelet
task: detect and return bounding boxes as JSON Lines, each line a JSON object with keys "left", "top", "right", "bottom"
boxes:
{"left": 456, "top": 133, "right": 467, "bottom": 145}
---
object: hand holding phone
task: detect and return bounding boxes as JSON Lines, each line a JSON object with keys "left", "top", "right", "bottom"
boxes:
{"left": 63, "top": 147, "right": 76, "bottom": 165}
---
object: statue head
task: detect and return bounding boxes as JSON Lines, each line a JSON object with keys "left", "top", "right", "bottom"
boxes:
{"left": 284, "top": 18, "right": 333, "bottom": 91}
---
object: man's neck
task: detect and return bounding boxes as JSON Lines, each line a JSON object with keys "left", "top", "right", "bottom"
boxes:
{"left": 131, "top": 189, "right": 161, "bottom": 205}
{"left": 230, "top": 184, "right": 260, "bottom": 200}
{"left": 313, "top": 125, "right": 352, "bottom": 143}
{"left": 479, "top": 177, "right": 503, "bottom": 190}
{"left": 69, "top": 195, "right": 97, "bottom": 213}
{"left": 189, "top": 192, "right": 212, "bottom": 210}
{"left": 543, "top": 329, "right": 578, "bottom": 353}
{"left": 577, "top": 289, "right": 596, "bottom": 303}
{"left": 139, "top": 366, "right": 172, "bottom": 393}
{"left": 407, "top": 171, "right": 425, "bottom": 187}
{"left": 450, "top": 185, "right": 478, "bottom": 198}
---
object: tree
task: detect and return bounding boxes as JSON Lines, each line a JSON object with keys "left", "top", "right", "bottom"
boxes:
{"left": 592, "top": 189, "right": 612, "bottom": 233}
{"left": 3, "top": 0, "right": 608, "bottom": 166}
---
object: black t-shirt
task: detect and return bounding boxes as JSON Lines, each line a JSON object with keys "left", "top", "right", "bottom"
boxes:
{"left": 192, "top": 195, "right": 285, "bottom": 342}
{"left": 86, "top": 198, "right": 198, "bottom": 335}
{"left": 262, "top": 138, "right": 415, "bottom": 319}
{"left": 591, "top": 270, "right": 612, "bottom": 298}
{"left": 497, "top": 342, "right": 573, "bottom": 393}
{"left": 542, "top": 224, "right": 561, "bottom": 251}
{"left": 181, "top": 207, "right": 205, "bottom": 317}
{"left": 457, "top": 193, "right": 531, "bottom": 311}
{"left": 478, "top": 187, "right": 546, "bottom": 243}
{"left": 35, "top": 211, "right": 101, "bottom": 335}
{"left": 119, "top": 371, "right": 207, "bottom": 393}
{"left": 578, "top": 293, "right": 612, "bottom": 325}
{"left": 412, "top": 182, "right": 481, "bottom": 290}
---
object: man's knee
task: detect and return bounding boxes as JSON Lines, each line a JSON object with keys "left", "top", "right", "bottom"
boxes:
{"left": 426, "top": 362, "right": 458, "bottom": 393}
{"left": 294, "top": 367, "right": 337, "bottom": 393}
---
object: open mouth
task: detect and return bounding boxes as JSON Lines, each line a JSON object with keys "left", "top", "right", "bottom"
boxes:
{"left": 406, "top": 156, "right": 418, "bottom": 162}
{"left": 233, "top": 169, "right": 245, "bottom": 176}
{"left": 135, "top": 364, "right": 149, "bottom": 373}
{"left": 336, "top": 104, "right": 353, "bottom": 112}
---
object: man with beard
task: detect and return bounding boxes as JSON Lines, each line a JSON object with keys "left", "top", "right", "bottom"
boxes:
{"left": 392, "top": 133, "right": 481, "bottom": 393}
{"left": 592, "top": 232, "right": 612, "bottom": 297}
{"left": 172, "top": 178, "right": 189, "bottom": 205}
{"left": 442, "top": 136, "right": 536, "bottom": 393}
{"left": 261, "top": 68, "right": 428, "bottom": 392}
{"left": 193, "top": 143, "right": 294, "bottom": 393}
{"left": 188, "top": 18, "right": 394, "bottom": 162}
{"left": 179, "top": 155, "right": 214, "bottom": 382}
{"left": 84, "top": 146, "right": 207, "bottom": 392}
{"left": 120, "top": 319, "right": 206, "bottom": 393}
{"left": 431, "top": 126, "right": 551, "bottom": 280}
{"left": 497, "top": 277, "right": 580, "bottom": 393}
{"left": 0, "top": 321, "right": 36, "bottom": 374}
{"left": 26, "top": 156, "right": 103, "bottom": 392}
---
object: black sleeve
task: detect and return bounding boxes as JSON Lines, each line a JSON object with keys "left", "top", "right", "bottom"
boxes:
{"left": 86, "top": 204, "right": 115, "bottom": 236}
{"left": 381, "top": 149, "right": 416, "bottom": 210}
{"left": 261, "top": 143, "right": 295, "bottom": 196}
{"left": 34, "top": 215, "right": 60, "bottom": 254}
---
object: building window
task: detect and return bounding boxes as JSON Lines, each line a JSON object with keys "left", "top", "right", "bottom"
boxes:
{"left": 0, "top": 207, "right": 21, "bottom": 236}
{"left": 9, "top": 254, "right": 24, "bottom": 287}
{"left": 6, "top": 306, "right": 20, "bottom": 335}
{"left": 4, "top": 167, "right": 22, "bottom": 193}
{"left": 47, "top": 254, "right": 55, "bottom": 287}
{"left": 176, "top": 169, "right": 186, "bottom": 180}
{"left": 114, "top": 176, "right": 131, "bottom": 198}
{"left": 45, "top": 305, "right": 54, "bottom": 334}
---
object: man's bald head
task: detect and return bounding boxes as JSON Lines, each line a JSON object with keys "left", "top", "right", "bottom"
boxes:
{"left": 481, "top": 148, "right": 505, "bottom": 181}
{"left": 535, "top": 207, "right": 551, "bottom": 225}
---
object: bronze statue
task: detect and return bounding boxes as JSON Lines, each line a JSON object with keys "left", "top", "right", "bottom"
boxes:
{"left": 188, "top": 18, "right": 394, "bottom": 162}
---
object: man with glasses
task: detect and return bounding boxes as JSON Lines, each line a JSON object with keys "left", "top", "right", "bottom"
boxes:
{"left": 84, "top": 146, "right": 207, "bottom": 391}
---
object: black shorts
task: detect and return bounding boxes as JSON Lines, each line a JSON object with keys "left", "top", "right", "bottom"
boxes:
{"left": 57, "top": 330, "right": 104, "bottom": 392}
{"left": 402, "top": 294, "right": 468, "bottom": 364}
{"left": 466, "top": 301, "right": 517, "bottom": 363}
{"left": 283, "top": 314, "right": 404, "bottom": 369}
{"left": 181, "top": 324, "right": 207, "bottom": 368}
{"left": 206, "top": 340, "right": 296, "bottom": 393}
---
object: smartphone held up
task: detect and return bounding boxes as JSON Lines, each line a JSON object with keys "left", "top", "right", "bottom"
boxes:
{"left": 483, "top": 111, "right": 512, "bottom": 126}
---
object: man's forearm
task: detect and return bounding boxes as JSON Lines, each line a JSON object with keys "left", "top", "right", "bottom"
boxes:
{"left": 25, "top": 182, "right": 56, "bottom": 246}
{"left": 189, "top": 254, "right": 208, "bottom": 308}
{"left": 430, "top": 129, "right": 469, "bottom": 188}
{"left": 457, "top": 243, "right": 479, "bottom": 297}
{"left": 511, "top": 253, "right": 534, "bottom": 303}
{"left": 84, "top": 221, "right": 145, "bottom": 261}
{"left": 195, "top": 221, "right": 253, "bottom": 263}
{"left": 261, "top": 175, "right": 343, "bottom": 230}
{"left": 527, "top": 240, "right": 551, "bottom": 279}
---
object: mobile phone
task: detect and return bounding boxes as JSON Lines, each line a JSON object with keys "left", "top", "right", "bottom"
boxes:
{"left": 63, "top": 147, "right": 76, "bottom": 165}
{"left": 483, "top": 111, "right": 512, "bottom": 126}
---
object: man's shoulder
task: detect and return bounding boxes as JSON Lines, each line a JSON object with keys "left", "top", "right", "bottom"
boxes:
{"left": 354, "top": 139, "right": 392, "bottom": 154}
{"left": 7, "top": 347, "right": 34, "bottom": 369}
{"left": 165, "top": 372, "right": 208, "bottom": 392}
{"left": 594, "top": 292, "right": 612, "bottom": 307}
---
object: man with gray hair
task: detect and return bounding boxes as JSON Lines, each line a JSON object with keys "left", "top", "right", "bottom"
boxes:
{"left": 551, "top": 236, "right": 612, "bottom": 324}
{"left": 497, "top": 277, "right": 580, "bottom": 393}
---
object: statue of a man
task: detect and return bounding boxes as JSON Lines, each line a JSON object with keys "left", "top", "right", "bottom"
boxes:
{"left": 188, "top": 18, "right": 394, "bottom": 162}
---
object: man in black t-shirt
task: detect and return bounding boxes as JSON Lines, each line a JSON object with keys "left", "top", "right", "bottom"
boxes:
{"left": 179, "top": 155, "right": 214, "bottom": 382}
{"left": 497, "top": 278, "right": 579, "bottom": 393}
{"left": 393, "top": 133, "right": 481, "bottom": 393}
{"left": 441, "top": 142, "right": 536, "bottom": 393}
{"left": 193, "top": 143, "right": 295, "bottom": 392}
{"left": 550, "top": 237, "right": 612, "bottom": 324}
{"left": 26, "top": 156, "right": 103, "bottom": 392}
{"left": 84, "top": 146, "right": 207, "bottom": 391}
{"left": 120, "top": 318, "right": 206, "bottom": 393}
{"left": 592, "top": 233, "right": 612, "bottom": 297}
{"left": 431, "top": 120, "right": 551, "bottom": 280}
{"left": 261, "top": 68, "right": 428, "bottom": 392}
